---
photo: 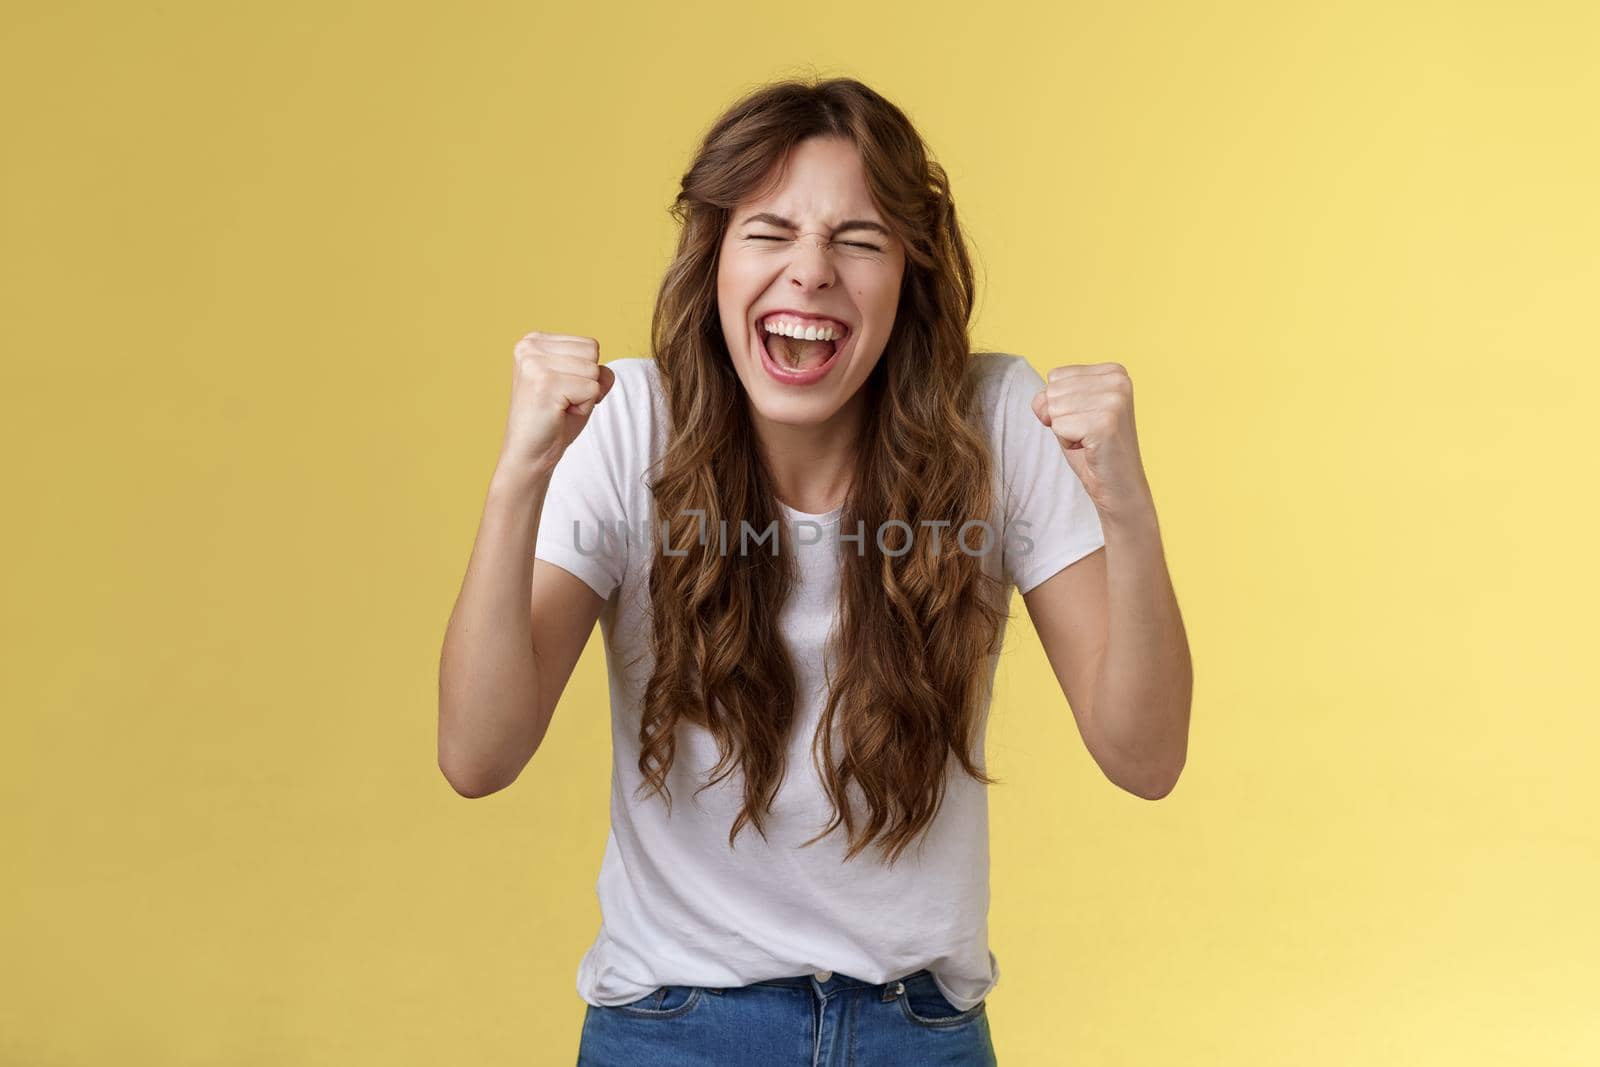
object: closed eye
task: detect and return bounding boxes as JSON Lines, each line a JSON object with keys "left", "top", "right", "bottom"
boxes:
{"left": 747, "top": 235, "right": 882, "bottom": 252}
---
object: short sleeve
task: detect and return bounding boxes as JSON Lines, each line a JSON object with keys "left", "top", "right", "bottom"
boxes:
{"left": 533, "top": 362, "right": 636, "bottom": 600}
{"left": 997, "top": 357, "right": 1106, "bottom": 595}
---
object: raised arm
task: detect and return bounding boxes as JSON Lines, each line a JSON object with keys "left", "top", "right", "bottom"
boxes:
{"left": 437, "top": 333, "right": 615, "bottom": 797}
{"left": 1028, "top": 360, "right": 1192, "bottom": 799}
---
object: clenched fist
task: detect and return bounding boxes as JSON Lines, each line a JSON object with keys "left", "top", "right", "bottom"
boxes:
{"left": 1030, "top": 361, "right": 1155, "bottom": 524}
{"left": 500, "top": 332, "right": 616, "bottom": 478}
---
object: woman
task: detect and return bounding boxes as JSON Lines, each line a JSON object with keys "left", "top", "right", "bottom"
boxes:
{"left": 439, "top": 76, "right": 1191, "bottom": 1066}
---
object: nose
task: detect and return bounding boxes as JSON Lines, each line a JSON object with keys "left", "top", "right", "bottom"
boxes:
{"left": 786, "top": 231, "right": 836, "bottom": 291}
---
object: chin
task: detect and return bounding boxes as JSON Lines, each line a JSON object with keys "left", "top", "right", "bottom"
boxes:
{"left": 748, "top": 392, "right": 846, "bottom": 428}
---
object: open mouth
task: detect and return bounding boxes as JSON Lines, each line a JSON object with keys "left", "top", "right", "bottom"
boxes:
{"left": 756, "top": 314, "right": 850, "bottom": 374}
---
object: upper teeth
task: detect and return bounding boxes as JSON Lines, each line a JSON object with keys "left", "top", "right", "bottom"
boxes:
{"left": 762, "top": 317, "right": 844, "bottom": 341}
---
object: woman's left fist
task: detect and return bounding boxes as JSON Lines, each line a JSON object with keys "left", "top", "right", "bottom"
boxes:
{"left": 1030, "top": 361, "right": 1154, "bottom": 521}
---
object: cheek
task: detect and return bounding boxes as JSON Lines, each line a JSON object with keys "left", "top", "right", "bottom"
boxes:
{"left": 859, "top": 275, "right": 902, "bottom": 322}
{"left": 718, "top": 257, "right": 763, "bottom": 302}
{"left": 716, "top": 263, "right": 751, "bottom": 319}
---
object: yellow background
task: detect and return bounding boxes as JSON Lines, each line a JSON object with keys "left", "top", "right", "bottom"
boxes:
{"left": 4, "top": 1, "right": 1597, "bottom": 1063}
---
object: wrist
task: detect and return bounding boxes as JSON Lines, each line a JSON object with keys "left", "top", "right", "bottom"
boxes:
{"left": 489, "top": 458, "right": 553, "bottom": 501}
{"left": 1098, "top": 491, "right": 1160, "bottom": 540}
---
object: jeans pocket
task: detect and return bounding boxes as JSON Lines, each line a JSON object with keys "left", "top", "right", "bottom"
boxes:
{"left": 895, "top": 974, "right": 987, "bottom": 1029}
{"left": 611, "top": 984, "right": 704, "bottom": 1019}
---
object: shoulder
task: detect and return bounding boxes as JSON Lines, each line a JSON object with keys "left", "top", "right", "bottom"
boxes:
{"left": 590, "top": 357, "right": 665, "bottom": 478}
{"left": 966, "top": 351, "right": 1045, "bottom": 432}
{"left": 601, "top": 356, "right": 661, "bottom": 402}
{"left": 967, "top": 350, "right": 1038, "bottom": 401}
{"left": 591, "top": 356, "right": 664, "bottom": 424}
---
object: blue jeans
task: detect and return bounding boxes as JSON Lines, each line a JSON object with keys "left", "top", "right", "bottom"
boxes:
{"left": 576, "top": 967, "right": 997, "bottom": 1066}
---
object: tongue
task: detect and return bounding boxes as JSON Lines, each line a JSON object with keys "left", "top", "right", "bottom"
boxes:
{"left": 775, "top": 334, "right": 837, "bottom": 370}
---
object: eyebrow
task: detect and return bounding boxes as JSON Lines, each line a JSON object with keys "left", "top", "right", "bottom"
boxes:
{"left": 739, "top": 212, "right": 892, "bottom": 238}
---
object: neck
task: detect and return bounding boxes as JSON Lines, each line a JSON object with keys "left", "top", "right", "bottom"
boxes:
{"left": 750, "top": 389, "right": 866, "bottom": 515}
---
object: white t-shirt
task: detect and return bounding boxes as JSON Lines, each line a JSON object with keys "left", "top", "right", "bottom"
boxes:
{"left": 534, "top": 352, "right": 1105, "bottom": 1011}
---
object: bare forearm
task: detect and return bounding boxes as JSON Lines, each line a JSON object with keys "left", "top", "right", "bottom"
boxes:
{"left": 437, "top": 465, "right": 552, "bottom": 796}
{"left": 1089, "top": 503, "right": 1192, "bottom": 798}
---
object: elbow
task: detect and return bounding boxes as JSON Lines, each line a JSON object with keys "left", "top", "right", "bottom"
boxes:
{"left": 440, "top": 762, "right": 512, "bottom": 798}
{"left": 436, "top": 696, "right": 537, "bottom": 799}
{"left": 437, "top": 746, "right": 517, "bottom": 799}
{"left": 1091, "top": 701, "right": 1189, "bottom": 801}
{"left": 441, "top": 768, "right": 504, "bottom": 798}
{"left": 1104, "top": 749, "right": 1185, "bottom": 801}
{"left": 1126, "top": 774, "right": 1180, "bottom": 801}
{"left": 441, "top": 764, "right": 502, "bottom": 796}
{"left": 1119, "top": 759, "right": 1184, "bottom": 801}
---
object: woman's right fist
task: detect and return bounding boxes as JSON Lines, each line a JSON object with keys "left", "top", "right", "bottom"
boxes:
{"left": 500, "top": 332, "right": 616, "bottom": 477}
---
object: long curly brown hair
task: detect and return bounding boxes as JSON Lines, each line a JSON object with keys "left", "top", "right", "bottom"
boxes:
{"left": 636, "top": 76, "right": 1009, "bottom": 867}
